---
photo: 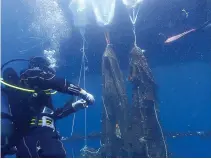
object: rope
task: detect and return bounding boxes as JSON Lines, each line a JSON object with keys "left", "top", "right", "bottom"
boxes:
{"left": 153, "top": 102, "right": 168, "bottom": 157}
{"left": 70, "top": 114, "right": 76, "bottom": 136}
{"left": 129, "top": 5, "right": 141, "bottom": 25}
{"left": 0, "top": 78, "right": 57, "bottom": 95}
{"left": 81, "top": 28, "right": 88, "bottom": 147}
{"left": 80, "top": 145, "right": 101, "bottom": 156}
{"left": 102, "top": 96, "right": 109, "bottom": 120}
{"left": 70, "top": 27, "right": 88, "bottom": 148}
{"left": 132, "top": 24, "right": 137, "bottom": 47}
{"left": 104, "top": 31, "right": 110, "bottom": 45}
{"left": 128, "top": 4, "right": 140, "bottom": 47}
{"left": 83, "top": 35, "right": 87, "bottom": 147}
{"left": 70, "top": 56, "right": 83, "bottom": 136}
{"left": 72, "top": 148, "right": 75, "bottom": 158}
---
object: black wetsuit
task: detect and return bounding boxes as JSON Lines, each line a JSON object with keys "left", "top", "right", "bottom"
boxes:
{"left": 20, "top": 68, "right": 83, "bottom": 96}
{"left": 2, "top": 67, "right": 83, "bottom": 158}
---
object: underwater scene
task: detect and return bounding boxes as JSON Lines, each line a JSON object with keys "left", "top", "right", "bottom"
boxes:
{"left": 1, "top": 0, "right": 211, "bottom": 158}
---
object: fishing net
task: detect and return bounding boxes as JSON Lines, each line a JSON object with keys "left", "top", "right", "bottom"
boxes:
{"left": 80, "top": 145, "right": 101, "bottom": 158}
{"left": 101, "top": 45, "right": 129, "bottom": 157}
{"left": 128, "top": 46, "right": 168, "bottom": 157}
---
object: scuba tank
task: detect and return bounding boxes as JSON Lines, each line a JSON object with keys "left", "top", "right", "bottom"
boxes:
{"left": 1, "top": 90, "right": 14, "bottom": 151}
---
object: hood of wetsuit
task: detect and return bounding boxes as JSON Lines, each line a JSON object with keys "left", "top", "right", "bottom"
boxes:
{"left": 29, "top": 57, "right": 56, "bottom": 74}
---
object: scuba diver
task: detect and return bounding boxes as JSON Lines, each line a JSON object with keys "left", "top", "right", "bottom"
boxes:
{"left": 1, "top": 57, "right": 95, "bottom": 157}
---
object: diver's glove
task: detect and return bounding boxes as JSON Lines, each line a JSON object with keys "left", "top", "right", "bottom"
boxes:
{"left": 72, "top": 99, "right": 88, "bottom": 111}
{"left": 80, "top": 90, "right": 95, "bottom": 105}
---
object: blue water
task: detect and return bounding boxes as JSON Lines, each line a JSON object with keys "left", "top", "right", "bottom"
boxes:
{"left": 2, "top": 0, "right": 211, "bottom": 157}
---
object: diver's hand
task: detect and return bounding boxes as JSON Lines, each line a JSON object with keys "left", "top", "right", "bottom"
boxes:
{"left": 80, "top": 90, "right": 95, "bottom": 105}
{"left": 72, "top": 99, "right": 87, "bottom": 111}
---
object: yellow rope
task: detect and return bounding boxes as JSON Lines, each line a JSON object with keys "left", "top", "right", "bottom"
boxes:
{"left": 0, "top": 78, "right": 57, "bottom": 95}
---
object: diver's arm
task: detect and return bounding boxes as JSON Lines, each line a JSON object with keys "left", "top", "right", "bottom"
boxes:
{"left": 20, "top": 69, "right": 95, "bottom": 104}
{"left": 54, "top": 106, "right": 76, "bottom": 120}
{"left": 19, "top": 69, "right": 81, "bottom": 95}
{"left": 45, "top": 76, "right": 95, "bottom": 105}
{"left": 54, "top": 99, "right": 87, "bottom": 120}
{"left": 51, "top": 77, "right": 82, "bottom": 95}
